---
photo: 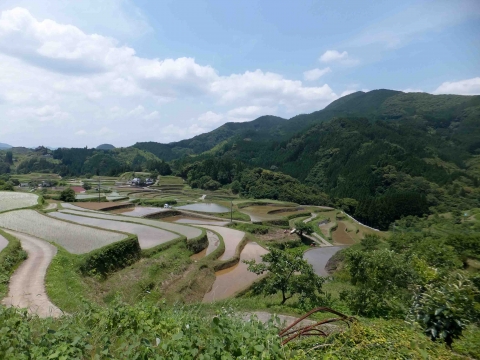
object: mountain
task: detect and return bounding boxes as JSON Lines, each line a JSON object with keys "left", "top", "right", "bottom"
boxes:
{"left": 170, "top": 90, "right": 480, "bottom": 229}
{"left": 96, "top": 144, "right": 115, "bottom": 150}
{"left": 133, "top": 90, "right": 480, "bottom": 161}
{"left": 0, "top": 143, "right": 13, "bottom": 149}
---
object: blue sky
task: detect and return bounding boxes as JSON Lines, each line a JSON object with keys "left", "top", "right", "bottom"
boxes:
{"left": 0, "top": 0, "right": 479, "bottom": 148}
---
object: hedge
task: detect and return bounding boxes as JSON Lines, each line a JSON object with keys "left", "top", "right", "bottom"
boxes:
{"left": 79, "top": 235, "right": 141, "bottom": 276}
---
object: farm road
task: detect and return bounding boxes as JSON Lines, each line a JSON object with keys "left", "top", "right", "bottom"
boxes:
{"left": 2, "top": 230, "right": 63, "bottom": 318}
{"left": 0, "top": 233, "right": 8, "bottom": 252}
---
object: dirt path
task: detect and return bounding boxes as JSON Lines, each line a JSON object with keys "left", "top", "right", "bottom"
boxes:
{"left": 0, "top": 233, "right": 8, "bottom": 253}
{"left": 303, "top": 213, "right": 317, "bottom": 223}
{"left": 1, "top": 230, "right": 63, "bottom": 318}
{"left": 44, "top": 203, "right": 57, "bottom": 210}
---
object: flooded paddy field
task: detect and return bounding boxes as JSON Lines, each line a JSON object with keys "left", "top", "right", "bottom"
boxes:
{"left": 50, "top": 212, "right": 177, "bottom": 249}
{"left": 58, "top": 209, "right": 202, "bottom": 240}
{"left": 175, "top": 203, "right": 230, "bottom": 213}
{"left": 303, "top": 246, "right": 346, "bottom": 276}
{"left": 203, "top": 242, "right": 268, "bottom": 302}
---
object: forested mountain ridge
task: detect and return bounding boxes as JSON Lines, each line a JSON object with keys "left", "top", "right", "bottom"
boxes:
{"left": 132, "top": 90, "right": 480, "bottom": 161}
{"left": 171, "top": 90, "right": 480, "bottom": 229}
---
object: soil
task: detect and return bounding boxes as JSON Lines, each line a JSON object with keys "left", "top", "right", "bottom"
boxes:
{"left": 1, "top": 230, "right": 63, "bottom": 318}
{"left": 331, "top": 222, "right": 355, "bottom": 245}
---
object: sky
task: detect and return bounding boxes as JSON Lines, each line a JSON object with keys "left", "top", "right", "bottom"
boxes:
{"left": 0, "top": 0, "right": 479, "bottom": 148}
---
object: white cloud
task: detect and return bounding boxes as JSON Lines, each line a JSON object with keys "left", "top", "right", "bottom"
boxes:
{"left": 211, "top": 70, "right": 337, "bottom": 112}
{"left": 320, "top": 50, "right": 348, "bottom": 63}
{"left": 197, "top": 111, "right": 223, "bottom": 124}
{"left": 433, "top": 77, "right": 480, "bottom": 95}
{"left": 75, "top": 130, "right": 87, "bottom": 135}
{"left": 0, "top": 7, "right": 342, "bottom": 147}
{"left": 402, "top": 88, "right": 423, "bottom": 93}
{"left": 303, "top": 67, "right": 331, "bottom": 81}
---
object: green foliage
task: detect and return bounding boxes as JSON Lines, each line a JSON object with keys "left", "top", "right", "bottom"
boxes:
{"left": 59, "top": 187, "right": 75, "bottom": 202}
{"left": 360, "top": 234, "right": 380, "bottom": 251}
{"left": 228, "top": 222, "right": 270, "bottom": 234}
{"left": 79, "top": 235, "right": 141, "bottom": 276}
{"left": 294, "top": 220, "right": 314, "bottom": 236}
{"left": 185, "top": 231, "right": 208, "bottom": 254}
{"left": 0, "top": 300, "right": 286, "bottom": 359}
{"left": 245, "top": 248, "right": 325, "bottom": 307}
{"left": 341, "top": 249, "right": 418, "bottom": 317}
{"left": 452, "top": 325, "right": 480, "bottom": 359}
{"left": 409, "top": 272, "right": 480, "bottom": 347}
{"left": 0, "top": 230, "right": 27, "bottom": 297}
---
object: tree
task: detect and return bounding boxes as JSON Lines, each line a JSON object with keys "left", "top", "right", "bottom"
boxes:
{"left": 5, "top": 151, "right": 13, "bottom": 164}
{"left": 83, "top": 182, "right": 92, "bottom": 190}
{"left": 60, "top": 187, "right": 76, "bottom": 202}
{"left": 341, "top": 249, "right": 418, "bottom": 317}
{"left": 245, "top": 248, "right": 325, "bottom": 306}
{"left": 360, "top": 234, "right": 380, "bottom": 251}
{"left": 409, "top": 272, "right": 479, "bottom": 347}
{"left": 294, "top": 220, "right": 314, "bottom": 236}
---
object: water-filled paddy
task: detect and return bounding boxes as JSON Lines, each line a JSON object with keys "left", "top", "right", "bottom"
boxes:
{"left": 50, "top": 212, "right": 177, "bottom": 249}
{"left": 175, "top": 203, "right": 229, "bottom": 213}
{"left": 203, "top": 242, "right": 268, "bottom": 302}
{"left": 303, "top": 246, "right": 346, "bottom": 276}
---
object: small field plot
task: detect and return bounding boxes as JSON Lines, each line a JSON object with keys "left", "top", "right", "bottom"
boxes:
{"left": 203, "top": 242, "right": 268, "bottom": 302}
{"left": 58, "top": 209, "right": 202, "bottom": 240}
{"left": 50, "top": 212, "right": 177, "bottom": 249}
{"left": 0, "top": 210, "right": 125, "bottom": 254}
{"left": 71, "top": 202, "right": 133, "bottom": 211}
{"left": 0, "top": 192, "right": 38, "bottom": 212}
{"left": 157, "top": 176, "right": 184, "bottom": 185}
{"left": 194, "top": 225, "right": 244, "bottom": 260}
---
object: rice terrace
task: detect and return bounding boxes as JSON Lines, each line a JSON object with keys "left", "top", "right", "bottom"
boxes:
{"left": 1, "top": 3, "right": 480, "bottom": 356}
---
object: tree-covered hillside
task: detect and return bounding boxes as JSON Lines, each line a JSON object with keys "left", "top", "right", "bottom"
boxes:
{"left": 171, "top": 91, "right": 480, "bottom": 229}
{"left": 134, "top": 90, "right": 480, "bottom": 162}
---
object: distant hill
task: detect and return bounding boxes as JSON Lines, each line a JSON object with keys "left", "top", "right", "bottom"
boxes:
{"left": 96, "top": 144, "right": 115, "bottom": 150}
{"left": 0, "top": 143, "right": 12, "bottom": 149}
{"left": 133, "top": 90, "right": 480, "bottom": 161}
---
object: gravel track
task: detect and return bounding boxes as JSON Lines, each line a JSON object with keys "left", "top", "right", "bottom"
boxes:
{"left": 1, "top": 230, "right": 63, "bottom": 318}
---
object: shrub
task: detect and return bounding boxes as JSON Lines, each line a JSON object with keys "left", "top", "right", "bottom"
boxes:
{"left": 59, "top": 188, "right": 75, "bottom": 202}
{"left": 79, "top": 235, "right": 141, "bottom": 276}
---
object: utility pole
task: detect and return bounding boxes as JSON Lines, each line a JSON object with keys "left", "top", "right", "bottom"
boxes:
{"left": 231, "top": 200, "right": 233, "bottom": 223}
{"left": 98, "top": 175, "right": 100, "bottom": 202}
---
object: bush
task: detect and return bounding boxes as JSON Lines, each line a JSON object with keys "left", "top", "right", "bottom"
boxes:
{"left": 409, "top": 272, "right": 479, "bottom": 347}
{"left": 79, "top": 235, "right": 141, "bottom": 276}
{"left": 59, "top": 188, "right": 75, "bottom": 202}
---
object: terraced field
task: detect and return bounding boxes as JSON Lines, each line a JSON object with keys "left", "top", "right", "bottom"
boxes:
{"left": 193, "top": 225, "right": 244, "bottom": 260}
{"left": 0, "top": 192, "right": 38, "bottom": 212}
{"left": 50, "top": 212, "right": 177, "bottom": 249}
{"left": 203, "top": 242, "right": 268, "bottom": 302}
{"left": 58, "top": 209, "right": 202, "bottom": 240}
{"left": 0, "top": 210, "right": 125, "bottom": 254}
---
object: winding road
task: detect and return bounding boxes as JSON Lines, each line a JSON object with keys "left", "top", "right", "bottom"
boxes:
{"left": 1, "top": 230, "right": 63, "bottom": 318}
